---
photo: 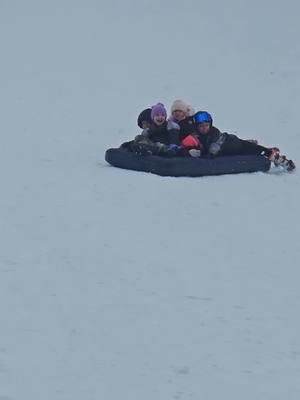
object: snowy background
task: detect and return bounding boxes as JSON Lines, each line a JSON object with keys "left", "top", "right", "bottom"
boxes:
{"left": 1, "top": 1, "right": 300, "bottom": 399}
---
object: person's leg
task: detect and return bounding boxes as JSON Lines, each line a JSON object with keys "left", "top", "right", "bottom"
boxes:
{"left": 222, "top": 136, "right": 295, "bottom": 171}
{"left": 120, "top": 140, "right": 134, "bottom": 149}
{"left": 268, "top": 148, "right": 296, "bottom": 171}
{"left": 222, "top": 135, "right": 270, "bottom": 156}
{"left": 132, "top": 135, "right": 156, "bottom": 155}
{"left": 132, "top": 135, "right": 168, "bottom": 156}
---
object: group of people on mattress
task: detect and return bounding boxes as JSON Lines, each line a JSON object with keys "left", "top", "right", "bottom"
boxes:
{"left": 121, "top": 100, "right": 295, "bottom": 171}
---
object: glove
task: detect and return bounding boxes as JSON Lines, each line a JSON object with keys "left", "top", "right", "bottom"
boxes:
{"left": 189, "top": 148, "right": 201, "bottom": 157}
{"left": 163, "top": 143, "right": 180, "bottom": 157}
{"left": 209, "top": 142, "right": 221, "bottom": 156}
{"left": 181, "top": 135, "right": 200, "bottom": 148}
{"left": 168, "top": 144, "right": 180, "bottom": 150}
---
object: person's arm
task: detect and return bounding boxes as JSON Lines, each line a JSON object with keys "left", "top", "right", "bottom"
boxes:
{"left": 141, "top": 128, "right": 150, "bottom": 137}
{"left": 167, "top": 121, "right": 180, "bottom": 145}
{"left": 145, "top": 127, "right": 158, "bottom": 142}
{"left": 206, "top": 127, "right": 226, "bottom": 156}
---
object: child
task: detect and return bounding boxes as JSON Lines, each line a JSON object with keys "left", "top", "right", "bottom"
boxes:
{"left": 120, "top": 108, "right": 153, "bottom": 150}
{"left": 169, "top": 99, "right": 195, "bottom": 140}
{"left": 189, "top": 111, "right": 295, "bottom": 171}
{"left": 132, "top": 103, "right": 181, "bottom": 156}
{"left": 137, "top": 108, "right": 152, "bottom": 129}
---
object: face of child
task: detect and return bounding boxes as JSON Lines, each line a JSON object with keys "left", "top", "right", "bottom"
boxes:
{"left": 141, "top": 121, "right": 152, "bottom": 129}
{"left": 172, "top": 109, "right": 186, "bottom": 122}
{"left": 153, "top": 113, "right": 166, "bottom": 126}
{"left": 197, "top": 122, "right": 211, "bottom": 134}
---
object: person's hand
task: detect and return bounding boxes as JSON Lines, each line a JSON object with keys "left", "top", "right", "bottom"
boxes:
{"left": 189, "top": 148, "right": 201, "bottom": 157}
{"left": 168, "top": 144, "right": 180, "bottom": 150}
{"left": 209, "top": 143, "right": 221, "bottom": 155}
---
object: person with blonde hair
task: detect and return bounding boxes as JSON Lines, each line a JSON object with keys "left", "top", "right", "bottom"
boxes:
{"left": 169, "top": 99, "right": 195, "bottom": 141}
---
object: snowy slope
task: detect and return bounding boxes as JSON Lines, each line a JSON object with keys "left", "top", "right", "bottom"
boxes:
{"left": 0, "top": 1, "right": 300, "bottom": 399}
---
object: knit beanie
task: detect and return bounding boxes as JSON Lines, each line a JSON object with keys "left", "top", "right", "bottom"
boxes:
{"left": 171, "top": 99, "right": 189, "bottom": 114}
{"left": 151, "top": 103, "right": 167, "bottom": 120}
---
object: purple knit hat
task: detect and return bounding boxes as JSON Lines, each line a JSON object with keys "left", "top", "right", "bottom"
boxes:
{"left": 151, "top": 103, "right": 167, "bottom": 120}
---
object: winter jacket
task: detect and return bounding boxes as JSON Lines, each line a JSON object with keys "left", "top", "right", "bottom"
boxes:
{"left": 193, "top": 126, "right": 228, "bottom": 156}
{"left": 141, "top": 121, "right": 180, "bottom": 145}
{"left": 177, "top": 116, "right": 196, "bottom": 140}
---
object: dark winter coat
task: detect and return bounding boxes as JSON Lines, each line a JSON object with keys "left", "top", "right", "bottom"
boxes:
{"left": 177, "top": 116, "right": 196, "bottom": 141}
{"left": 143, "top": 121, "right": 181, "bottom": 145}
{"left": 195, "top": 126, "right": 270, "bottom": 157}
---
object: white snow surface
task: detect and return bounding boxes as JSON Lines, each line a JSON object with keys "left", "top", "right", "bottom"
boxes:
{"left": 1, "top": 1, "right": 300, "bottom": 399}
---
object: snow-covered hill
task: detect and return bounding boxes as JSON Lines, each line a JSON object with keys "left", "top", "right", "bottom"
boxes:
{"left": 1, "top": 1, "right": 300, "bottom": 399}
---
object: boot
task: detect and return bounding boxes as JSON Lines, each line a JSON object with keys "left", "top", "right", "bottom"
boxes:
{"left": 268, "top": 147, "right": 280, "bottom": 164}
{"left": 268, "top": 148, "right": 295, "bottom": 171}
{"left": 276, "top": 155, "right": 296, "bottom": 171}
